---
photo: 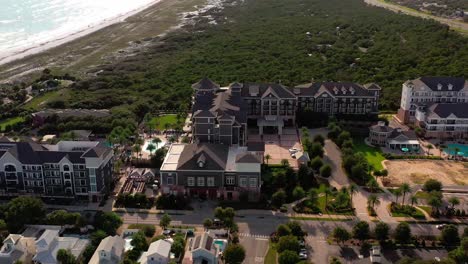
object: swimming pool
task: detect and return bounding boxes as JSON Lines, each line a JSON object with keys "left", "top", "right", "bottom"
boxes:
{"left": 444, "top": 144, "right": 468, "bottom": 157}
{"left": 142, "top": 137, "right": 166, "bottom": 154}
{"left": 213, "top": 239, "right": 228, "bottom": 252}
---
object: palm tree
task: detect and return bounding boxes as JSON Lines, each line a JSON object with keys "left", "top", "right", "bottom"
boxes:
{"left": 448, "top": 197, "right": 460, "bottom": 209}
{"left": 428, "top": 196, "right": 442, "bottom": 215}
{"left": 400, "top": 183, "right": 411, "bottom": 205}
{"left": 133, "top": 144, "right": 141, "bottom": 161}
{"left": 349, "top": 184, "right": 357, "bottom": 207}
{"left": 410, "top": 196, "right": 418, "bottom": 207}
{"left": 393, "top": 188, "right": 402, "bottom": 204}
{"left": 146, "top": 143, "right": 156, "bottom": 157}
{"left": 265, "top": 154, "right": 271, "bottom": 164}
{"left": 366, "top": 179, "right": 379, "bottom": 193}
{"left": 152, "top": 137, "right": 162, "bottom": 148}
{"left": 367, "top": 194, "right": 380, "bottom": 209}
{"left": 426, "top": 144, "right": 433, "bottom": 155}
{"left": 324, "top": 187, "right": 333, "bottom": 209}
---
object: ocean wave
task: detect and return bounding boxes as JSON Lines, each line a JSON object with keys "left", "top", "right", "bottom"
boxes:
{"left": 0, "top": 19, "right": 18, "bottom": 24}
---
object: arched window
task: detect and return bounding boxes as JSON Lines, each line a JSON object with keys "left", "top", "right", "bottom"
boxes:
{"left": 64, "top": 173, "right": 71, "bottom": 180}
{"left": 63, "top": 165, "right": 70, "bottom": 171}
{"left": 5, "top": 165, "right": 16, "bottom": 172}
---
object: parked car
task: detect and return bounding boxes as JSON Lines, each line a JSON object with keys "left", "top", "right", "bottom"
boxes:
{"left": 288, "top": 148, "right": 299, "bottom": 154}
{"left": 299, "top": 239, "right": 306, "bottom": 247}
{"left": 436, "top": 224, "right": 446, "bottom": 230}
{"left": 163, "top": 229, "right": 175, "bottom": 236}
{"left": 370, "top": 246, "right": 381, "bottom": 263}
{"left": 299, "top": 249, "right": 308, "bottom": 260}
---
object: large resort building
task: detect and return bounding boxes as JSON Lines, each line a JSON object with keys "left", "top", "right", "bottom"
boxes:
{"left": 397, "top": 77, "right": 468, "bottom": 139}
{"left": 189, "top": 78, "right": 381, "bottom": 142}
{"left": 0, "top": 138, "right": 113, "bottom": 202}
{"left": 161, "top": 78, "right": 381, "bottom": 200}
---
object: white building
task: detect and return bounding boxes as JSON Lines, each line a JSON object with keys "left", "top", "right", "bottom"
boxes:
{"left": 88, "top": 235, "right": 125, "bottom": 264}
{"left": 185, "top": 233, "right": 219, "bottom": 264}
{"left": 0, "top": 234, "right": 36, "bottom": 264}
{"left": 397, "top": 77, "right": 468, "bottom": 124}
{"left": 138, "top": 239, "right": 172, "bottom": 264}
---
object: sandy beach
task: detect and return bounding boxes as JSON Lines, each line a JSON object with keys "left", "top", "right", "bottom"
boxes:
{"left": 0, "top": 0, "right": 210, "bottom": 82}
{"left": 0, "top": 0, "right": 163, "bottom": 66}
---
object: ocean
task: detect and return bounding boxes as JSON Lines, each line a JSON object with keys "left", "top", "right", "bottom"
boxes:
{"left": 0, "top": 0, "right": 157, "bottom": 57}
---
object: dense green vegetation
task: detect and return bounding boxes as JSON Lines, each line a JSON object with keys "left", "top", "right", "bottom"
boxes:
{"left": 61, "top": 0, "right": 468, "bottom": 115}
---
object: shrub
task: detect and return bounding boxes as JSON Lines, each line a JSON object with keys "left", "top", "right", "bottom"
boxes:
{"left": 320, "top": 164, "right": 332, "bottom": 178}
{"left": 423, "top": 179, "right": 443, "bottom": 192}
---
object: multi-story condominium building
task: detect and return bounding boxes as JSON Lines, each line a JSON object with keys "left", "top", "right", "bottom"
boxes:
{"left": 397, "top": 77, "right": 468, "bottom": 138}
{"left": 415, "top": 103, "right": 468, "bottom": 139}
{"left": 190, "top": 78, "right": 381, "bottom": 144}
{"left": 159, "top": 143, "right": 261, "bottom": 201}
{"left": 0, "top": 138, "right": 113, "bottom": 202}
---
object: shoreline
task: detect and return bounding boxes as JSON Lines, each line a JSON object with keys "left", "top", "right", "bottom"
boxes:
{"left": 0, "top": 0, "right": 163, "bottom": 66}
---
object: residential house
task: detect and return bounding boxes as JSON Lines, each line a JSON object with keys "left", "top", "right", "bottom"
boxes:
{"left": 160, "top": 143, "right": 261, "bottom": 201}
{"left": 32, "top": 228, "right": 89, "bottom": 264}
{"left": 185, "top": 233, "right": 219, "bottom": 264}
{"left": 138, "top": 239, "right": 172, "bottom": 264}
{"left": 0, "top": 234, "right": 36, "bottom": 264}
{"left": 0, "top": 139, "right": 113, "bottom": 202}
{"left": 88, "top": 235, "right": 125, "bottom": 264}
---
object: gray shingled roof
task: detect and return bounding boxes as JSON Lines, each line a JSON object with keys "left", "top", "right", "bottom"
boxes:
{"left": 235, "top": 153, "right": 261, "bottom": 163}
{"left": 427, "top": 103, "right": 468, "bottom": 119}
{"left": 177, "top": 144, "right": 229, "bottom": 171}
{"left": 292, "top": 82, "right": 378, "bottom": 97}
{"left": 241, "top": 83, "right": 296, "bottom": 99}
{"left": 418, "top": 77, "right": 465, "bottom": 92}
{"left": 192, "top": 78, "right": 220, "bottom": 91}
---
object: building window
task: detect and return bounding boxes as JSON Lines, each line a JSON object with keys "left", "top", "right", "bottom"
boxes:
{"left": 207, "top": 177, "right": 215, "bottom": 187}
{"left": 187, "top": 177, "right": 195, "bottom": 186}
{"left": 239, "top": 178, "right": 247, "bottom": 187}
{"left": 167, "top": 176, "right": 174, "bottom": 185}
{"left": 63, "top": 165, "right": 70, "bottom": 171}
{"left": 197, "top": 177, "right": 205, "bottom": 186}
{"left": 249, "top": 178, "right": 257, "bottom": 188}
{"left": 226, "top": 176, "right": 235, "bottom": 185}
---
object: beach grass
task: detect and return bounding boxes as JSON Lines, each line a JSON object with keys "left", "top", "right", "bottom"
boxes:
{"left": 354, "top": 138, "right": 385, "bottom": 171}
{"left": 24, "top": 89, "right": 70, "bottom": 110}
{"left": 0, "top": 116, "right": 25, "bottom": 131}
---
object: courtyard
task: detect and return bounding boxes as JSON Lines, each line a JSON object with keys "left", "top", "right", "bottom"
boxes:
{"left": 384, "top": 160, "right": 468, "bottom": 186}
{"left": 248, "top": 127, "right": 302, "bottom": 169}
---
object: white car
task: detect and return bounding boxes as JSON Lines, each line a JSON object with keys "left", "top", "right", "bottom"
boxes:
{"left": 436, "top": 224, "right": 446, "bottom": 230}
{"left": 299, "top": 249, "right": 308, "bottom": 260}
{"left": 370, "top": 246, "right": 381, "bottom": 263}
{"left": 288, "top": 148, "right": 299, "bottom": 154}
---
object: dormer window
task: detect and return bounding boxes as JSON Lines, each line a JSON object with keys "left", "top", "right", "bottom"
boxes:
{"left": 333, "top": 87, "right": 338, "bottom": 94}
{"left": 341, "top": 87, "right": 346, "bottom": 95}
{"left": 437, "top": 83, "right": 442, "bottom": 90}
{"left": 448, "top": 84, "right": 453, "bottom": 90}
{"left": 197, "top": 154, "right": 206, "bottom": 168}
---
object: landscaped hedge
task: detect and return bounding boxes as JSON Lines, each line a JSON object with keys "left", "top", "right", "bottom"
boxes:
{"left": 383, "top": 153, "right": 443, "bottom": 160}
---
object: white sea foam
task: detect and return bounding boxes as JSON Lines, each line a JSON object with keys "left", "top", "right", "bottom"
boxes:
{"left": 0, "top": 0, "right": 160, "bottom": 63}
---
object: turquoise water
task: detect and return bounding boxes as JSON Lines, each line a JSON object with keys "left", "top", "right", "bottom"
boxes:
{"left": 444, "top": 144, "right": 468, "bottom": 157}
{"left": 214, "top": 239, "right": 227, "bottom": 252}
{"left": 0, "top": 0, "right": 156, "bottom": 55}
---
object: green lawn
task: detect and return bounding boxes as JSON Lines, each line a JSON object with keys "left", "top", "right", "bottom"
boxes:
{"left": 24, "top": 89, "right": 70, "bottom": 110}
{"left": 414, "top": 191, "right": 432, "bottom": 200}
{"left": 148, "top": 114, "right": 183, "bottom": 130}
{"left": 389, "top": 204, "right": 426, "bottom": 219}
{"left": 265, "top": 243, "right": 277, "bottom": 264}
{"left": 418, "top": 205, "right": 432, "bottom": 215}
{"left": 354, "top": 138, "right": 385, "bottom": 171}
{"left": 0, "top": 116, "right": 25, "bottom": 131}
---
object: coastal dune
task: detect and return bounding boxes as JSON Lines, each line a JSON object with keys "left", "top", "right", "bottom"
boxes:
{"left": 0, "top": 0, "right": 210, "bottom": 82}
